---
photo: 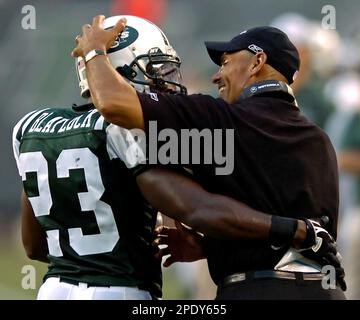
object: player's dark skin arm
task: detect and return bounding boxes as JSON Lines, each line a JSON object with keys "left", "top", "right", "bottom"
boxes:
{"left": 137, "top": 167, "right": 306, "bottom": 247}
{"left": 21, "top": 191, "right": 49, "bottom": 263}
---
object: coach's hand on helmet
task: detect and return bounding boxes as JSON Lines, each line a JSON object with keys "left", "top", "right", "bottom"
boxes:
{"left": 153, "top": 221, "right": 206, "bottom": 267}
{"left": 298, "top": 218, "right": 347, "bottom": 291}
{"left": 71, "top": 15, "right": 127, "bottom": 58}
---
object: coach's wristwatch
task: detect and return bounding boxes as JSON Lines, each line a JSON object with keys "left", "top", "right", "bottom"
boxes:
{"left": 84, "top": 49, "right": 106, "bottom": 63}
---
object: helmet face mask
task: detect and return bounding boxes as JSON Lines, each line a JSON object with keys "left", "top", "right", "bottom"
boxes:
{"left": 76, "top": 15, "right": 187, "bottom": 98}
{"left": 117, "top": 48, "right": 187, "bottom": 94}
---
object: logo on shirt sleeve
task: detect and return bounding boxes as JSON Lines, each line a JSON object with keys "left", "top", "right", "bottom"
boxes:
{"left": 148, "top": 92, "right": 159, "bottom": 101}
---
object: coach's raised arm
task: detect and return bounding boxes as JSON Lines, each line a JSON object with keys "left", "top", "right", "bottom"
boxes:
{"left": 72, "top": 15, "right": 145, "bottom": 129}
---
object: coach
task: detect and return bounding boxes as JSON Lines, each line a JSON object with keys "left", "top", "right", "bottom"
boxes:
{"left": 72, "top": 16, "right": 345, "bottom": 299}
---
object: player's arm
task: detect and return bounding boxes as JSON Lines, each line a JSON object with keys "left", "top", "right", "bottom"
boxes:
{"left": 21, "top": 191, "right": 49, "bottom": 263}
{"left": 71, "top": 16, "right": 144, "bottom": 129}
{"left": 136, "top": 167, "right": 306, "bottom": 247}
{"left": 139, "top": 167, "right": 344, "bottom": 283}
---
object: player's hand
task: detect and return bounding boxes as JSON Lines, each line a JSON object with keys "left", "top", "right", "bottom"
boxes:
{"left": 153, "top": 221, "right": 206, "bottom": 267}
{"left": 71, "top": 15, "right": 127, "bottom": 58}
{"left": 299, "top": 219, "right": 347, "bottom": 291}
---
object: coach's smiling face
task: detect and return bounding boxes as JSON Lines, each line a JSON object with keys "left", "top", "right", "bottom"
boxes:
{"left": 211, "top": 50, "right": 267, "bottom": 104}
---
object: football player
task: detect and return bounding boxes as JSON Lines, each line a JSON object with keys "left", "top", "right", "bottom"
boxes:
{"left": 13, "top": 16, "right": 185, "bottom": 300}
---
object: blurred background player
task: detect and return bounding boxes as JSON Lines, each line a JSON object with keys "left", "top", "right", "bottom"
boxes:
{"left": 271, "top": 12, "right": 339, "bottom": 129}
{"left": 324, "top": 72, "right": 360, "bottom": 299}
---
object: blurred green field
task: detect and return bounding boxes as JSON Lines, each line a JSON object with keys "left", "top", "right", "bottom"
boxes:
{"left": 0, "top": 222, "right": 47, "bottom": 299}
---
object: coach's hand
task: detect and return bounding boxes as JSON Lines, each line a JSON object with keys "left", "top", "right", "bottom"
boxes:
{"left": 299, "top": 219, "right": 347, "bottom": 291}
{"left": 153, "top": 221, "right": 206, "bottom": 267}
{"left": 71, "top": 15, "right": 126, "bottom": 58}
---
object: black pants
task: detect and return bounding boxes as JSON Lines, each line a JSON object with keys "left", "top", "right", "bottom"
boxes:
{"left": 216, "top": 278, "right": 346, "bottom": 300}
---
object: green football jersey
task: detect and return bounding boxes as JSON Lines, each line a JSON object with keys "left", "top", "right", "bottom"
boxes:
{"left": 12, "top": 106, "right": 161, "bottom": 298}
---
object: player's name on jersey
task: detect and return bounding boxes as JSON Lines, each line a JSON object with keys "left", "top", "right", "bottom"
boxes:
{"left": 28, "top": 109, "right": 98, "bottom": 134}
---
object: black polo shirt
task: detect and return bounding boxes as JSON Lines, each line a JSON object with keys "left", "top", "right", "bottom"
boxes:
{"left": 137, "top": 90, "right": 339, "bottom": 284}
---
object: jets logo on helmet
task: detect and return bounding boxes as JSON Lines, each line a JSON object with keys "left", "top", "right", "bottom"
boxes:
{"left": 107, "top": 26, "right": 139, "bottom": 53}
{"left": 75, "top": 15, "right": 187, "bottom": 98}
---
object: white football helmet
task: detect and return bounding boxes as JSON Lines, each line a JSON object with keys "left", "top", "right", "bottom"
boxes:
{"left": 76, "top": 15, "right": 187, "bottom": 98}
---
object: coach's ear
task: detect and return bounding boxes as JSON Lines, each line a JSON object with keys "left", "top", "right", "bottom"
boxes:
{"left": 249, "top": 52, "right": 267, "bottom": 77}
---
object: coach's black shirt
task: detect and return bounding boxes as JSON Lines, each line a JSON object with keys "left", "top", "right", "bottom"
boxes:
{"left": 137, "top": 90, "right": 339, "bottom": 284}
